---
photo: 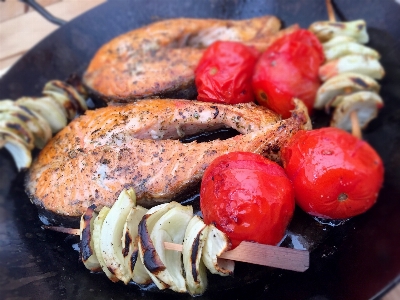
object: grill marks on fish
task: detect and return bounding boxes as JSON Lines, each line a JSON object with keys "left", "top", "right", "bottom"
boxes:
{"left": 26, "top": 99, "right": 311, "bottom": 218}
{"left": 83, "top": 16, "right": 281, "bottom": 104}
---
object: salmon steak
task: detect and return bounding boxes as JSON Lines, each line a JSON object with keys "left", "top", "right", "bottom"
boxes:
{"left": 83, "top": 16, "right": 283, "bottom": 104}
{"left": 25, "top": 99, "right": 311, "bottom": 219}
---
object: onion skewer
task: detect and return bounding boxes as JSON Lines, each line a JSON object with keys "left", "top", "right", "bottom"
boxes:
{"left": 44, "top": 220, "right": 309, "bottom": 271}
{"left": 326, "top": 0, "right": 361, "bottom": 139}
{"left": 311, "top": 0, "right": 385, "bottom": 139}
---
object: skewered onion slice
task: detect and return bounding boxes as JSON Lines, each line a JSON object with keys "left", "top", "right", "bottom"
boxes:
{"left": 182, "top": 216, "right": 209, "bottom": 296}
{"left": 100, "top": 188, "right": 137, "bottom": 284}
{"left": 138, "top": 202, "right": 181, "bottom": 290}
{"left": 0, "top": 101, "right": 52, "bottom": 148}
{"left": 93, "top": 206, "right": 118, "bottom": 282}
{"left": 79, "top": 204, "right": 101, "bottom": 272}
{"left": 16, "top": 97, "right": 67, "bottom": 133}
{"left": 322, "top": 36, "right": 356, "bottom": 50}
{"left": 150, "top": 205, "right": 193, "bottom": 292}
{"left": 42, "top": 80, "right": 88, "bottom": 120}
{"left": 202, "top": 224, "right": 234, "bottom": 276}
{"left": 324, "top": 42, "right": 380, "bottom": 61}
{"left": 330, "top": 91, "right": 384, "bottom": 130}
{"left": 309, "top": 19, "right": 369, "bottom": 43}
{"left": 121, "top": 205, "right": 151, "bottom": 285}
{"left": 319, "top": 54, "right": 385, "bottom": 81}
{"left": 0, "top": 114, "right": 35, "bottom": 150}
{"left": 0, "top": 132, "right": 32, "bottom": 171}
{"left": 314, "top": 72, "right": 380, "bottom": 110}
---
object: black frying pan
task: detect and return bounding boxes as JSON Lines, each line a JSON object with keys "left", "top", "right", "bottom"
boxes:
{"left": 1, "top": 1, "right": 400, "bottom": 299}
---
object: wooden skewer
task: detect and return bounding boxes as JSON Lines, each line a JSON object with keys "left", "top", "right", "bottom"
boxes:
{"left": 164, "top": 241, "right": 309, "bottom": 272}
{"left": 350, "top": 111, "right": 362, "bottom": 139}
{"left": 43, "top": 225, "right": 80, "bottom": 235}
{"left": 325, "top": 0, "right": 362, "bottom": 139}
{"left": 325, "top": 0, "right": 336, "bottom": 22}
{"left": 43, "top": 225, "right": 309, "bottom": 272}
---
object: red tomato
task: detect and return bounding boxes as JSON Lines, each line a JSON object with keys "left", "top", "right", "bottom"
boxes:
{"left": 200, "top": 152, "right": 295, "bottom": 248}
{"left": 195, "top": 41, "right": 259, "bottom": 104}
{"left": 252, "top": 29, "right": 324, "bottom": 118}
{"left": 282, "top": 128, "right": 384, "bottom": 220}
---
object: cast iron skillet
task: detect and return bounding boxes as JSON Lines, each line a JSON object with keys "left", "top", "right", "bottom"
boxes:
{"left": 1, "top": 0, "right": 400, "bottom": 299}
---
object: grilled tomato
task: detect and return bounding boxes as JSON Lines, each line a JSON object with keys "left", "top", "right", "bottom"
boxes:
{"left": 195, "top": 41, "right": 259, "bottom": 104}
{"left": 282, "top": 127, "right": 384, "bottom": 220}
{"left": 252, "top": 29, "right": 324, "bottom": 118}
{"left": 200, "top": 152, "right": 295, "bottom": 248}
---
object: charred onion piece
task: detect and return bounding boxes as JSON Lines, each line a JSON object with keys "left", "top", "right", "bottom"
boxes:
{"left": 122, "top": 205, "right": 151, "bottom": 285}
{"left": 79, "top": 204, "right": 101, "bottom": 272}
{"left": 138, "top": 202, "right": 181, "bottom": 290}
{"left": 93, "top": 206, "right": 118, "bottom": 282}
{"left": 150, "top": 205, "right": 193, "bottom": 292}
{"left": 182, "top": 216, "right": 209, "bottom": 296}
{"left": 319, "top": 54, "right": 385, "bottom": 81}
{"left": 309, "top": 19, "right": 369, "bottom": 43}
{"left": 100, "top": 188, "right": 137, "bottom": 284}
{"left": 314, "top": 72, "right": 380, "bottom": 110}
{"left": 0, "top": 132, "right": 32, "bottom": 171}
{"left": 202, "top": 224, "right": 234, "bottom": 276}
{"left": 330, "top": 91, "right": 383, "bottom": 130}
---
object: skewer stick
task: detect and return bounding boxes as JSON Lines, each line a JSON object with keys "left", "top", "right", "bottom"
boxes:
{"left": 164, "top": 241, "right": 309, "bottom": 272}
{"left": 325, "top": 0, "right": 336, "bottom": 22}
{"left": 42, "top": 225, "right": 80, "bottom": 235}
{"left": 43, "top": 225, "right": 309, "bottom": 272}
{"left": 350, "top": 111, "right": 362, "bottom": 139}
{"left": 325, "top": 0, "right": 362, "bottom": 139}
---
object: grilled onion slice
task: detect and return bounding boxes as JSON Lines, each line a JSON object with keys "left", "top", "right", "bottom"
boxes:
{"left": 100, "top": 188, "right": 137, "bottom": 284}
{"left": 0, "top": 132, "right": 32, "bottom": 171}
{"left": 322, "top": 36, "right": 356, "bottom": 50}
{"left": 309, "top": 19, "right": 369, "bottom": 43}
{"left": 138, "top": 202, "right": 180, "bottom": 290}
{"left": 314, "top": 72, "right": 380, "bottom": 110}
{"left": 0, "top": 101, "right": 52, "bottom": 148}
{"left": 80, "top": 204, "right": 101, "bottom": 272}
{"left": 121, "top": 205, "right": 151, "bottom": 285}
{"left": 324, "top": 42, "right": 380, "bottom": 61}
{"left": 0, "top": 114, "right": 35, "bottom": 150}
{"left": 42, "top": 80, "right": 88, "bottom": 120}
{"left": 330, "top": 91, "right": 383, "bottom": 130}
{"left": 16, "top": 97, "right": 67, "bottom": 133}
{"left": 93, "top": 206, "right": 118, "bottom": 282}
{"left": 202, "top": 224, "right": 234, "bottom": 276}
{"left": 319, "top": 54, "right": 385, "bottom": 81}
{"left": 150, "top": 205, "right": 193, "bottom": 292}
{"left": 182, "top": 216, "right": 209, "bottom": 296}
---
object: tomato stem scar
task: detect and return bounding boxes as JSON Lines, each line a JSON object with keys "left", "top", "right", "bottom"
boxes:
{"left": 338, "top": 193, "right": 348, "bottom": 201}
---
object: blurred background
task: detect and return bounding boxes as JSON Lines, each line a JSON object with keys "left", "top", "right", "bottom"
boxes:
{"left": 0, "top": 0, "right": 105, "bottom": 77}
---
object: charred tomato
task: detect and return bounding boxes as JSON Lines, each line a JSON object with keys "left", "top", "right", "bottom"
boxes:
{"left": 282, "top": 127, "right": 384, "bottom": 220}
{"left": 252, "top": 29, "right": 324, "bottom": 118}
{"left": 195, "top": 41, "right": 259, "bottom": 104}
{"left": 200, "top": 152, "right": 295, "bottom": 248}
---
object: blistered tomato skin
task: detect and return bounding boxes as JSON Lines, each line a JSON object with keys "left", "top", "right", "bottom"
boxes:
{"left": 195, "top": 41, "right": 259, "bottom": 104}
{"left": 282, "top": 128, "right": 384, "bottom": 220}
{"left": 200, "top": 152, "right": 295, "bottom": 248}
{"left": 252, "top": 29, "right": 324, "bottom": 118}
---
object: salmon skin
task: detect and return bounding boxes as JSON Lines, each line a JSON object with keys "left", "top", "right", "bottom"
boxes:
{"left": 25, "top": 99, "right": 311, "bottom": 219}
{"left": 83, "top": 16, "right": 281, "bottom": 105}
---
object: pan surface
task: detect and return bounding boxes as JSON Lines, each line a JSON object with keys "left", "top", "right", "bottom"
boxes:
{"left": 0, "top": 0, "right": 400, "bottom": 299}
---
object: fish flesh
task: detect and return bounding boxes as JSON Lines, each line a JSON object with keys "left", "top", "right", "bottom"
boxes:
{"left": 83, "top": 16, "right": 282, "bottom": 104}
{"left": 25, "top": 99, "right": 311, "bottom": 219}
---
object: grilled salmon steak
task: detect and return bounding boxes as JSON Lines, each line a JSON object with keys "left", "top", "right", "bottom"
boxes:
{"left": 83, "top": 16, "right": 282, "bottom": 104}
{"left": 26, "top": 99, "right": 311, "bottom": 218}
